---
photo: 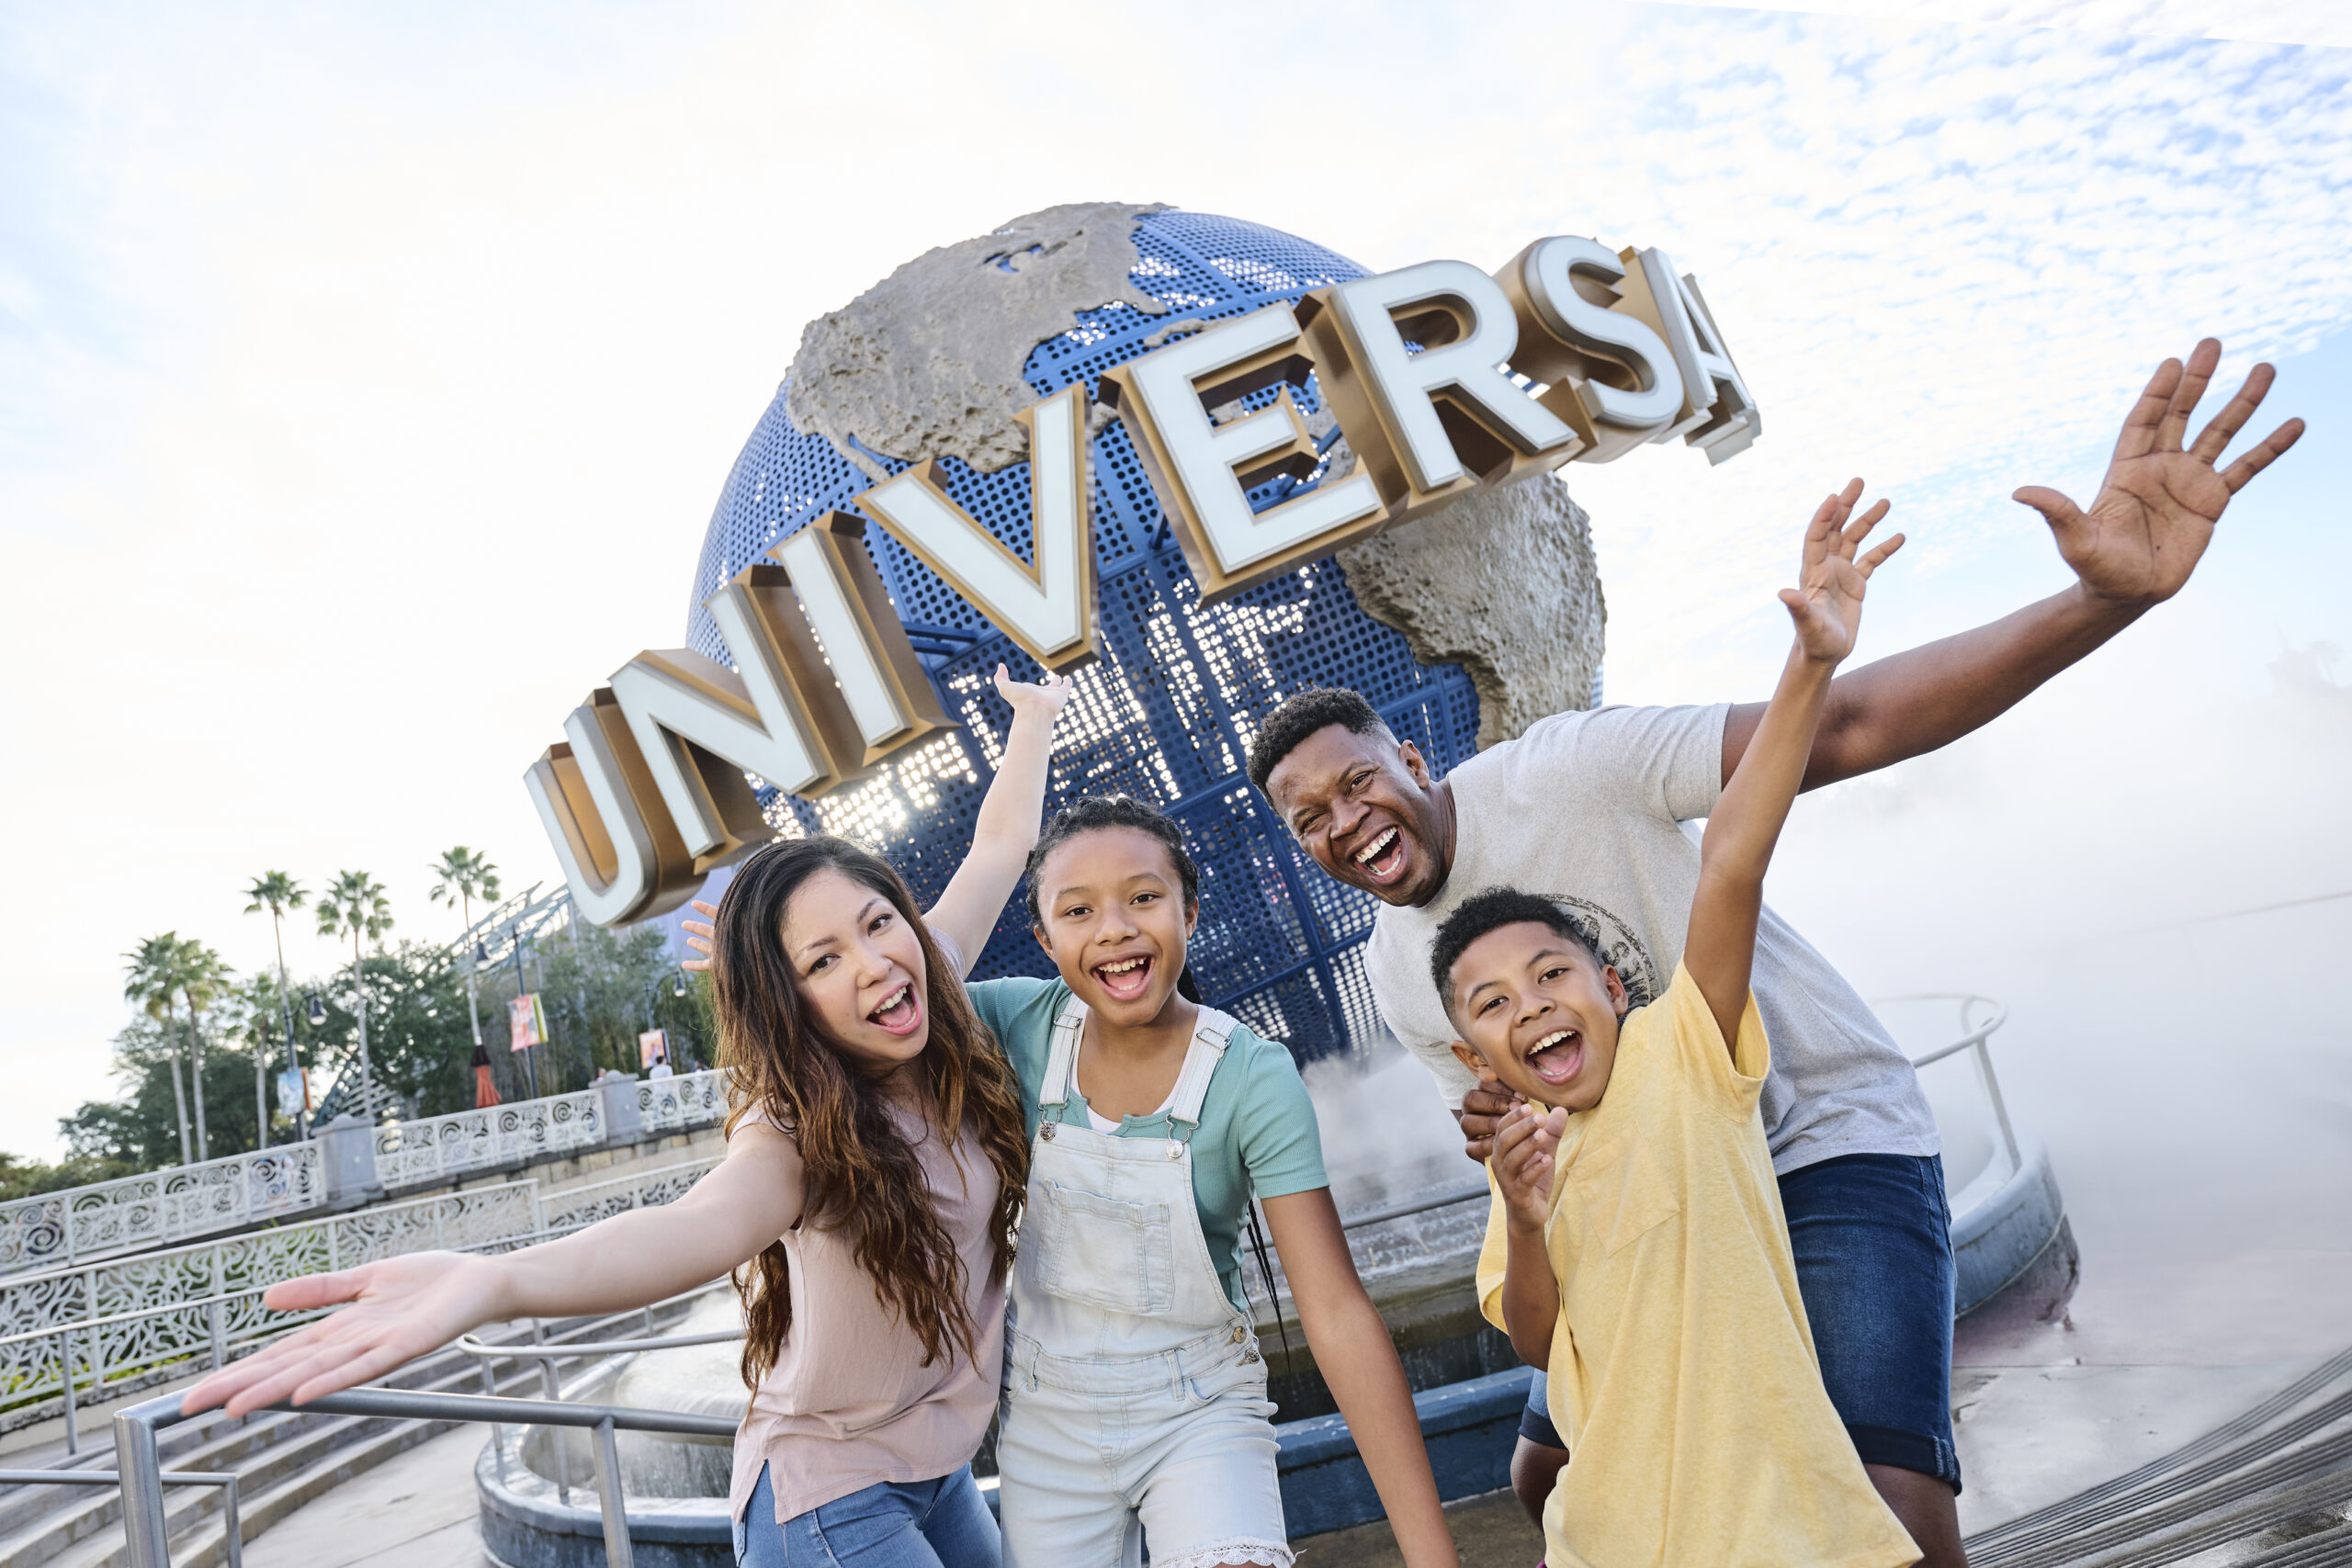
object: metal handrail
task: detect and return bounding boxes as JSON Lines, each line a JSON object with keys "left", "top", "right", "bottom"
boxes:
{"left": 1340, "top": 1182, "right": 1487, "bottom": 1230}
{"left": 455, "top": 1325, "right": 745, "bottom": 1358}
{"left": 0, "top": 1467, "right": 243, "bottom": 1567}
{"left": 112, "top": 1385, "right": 731, "bottom": 1568}
{"left": 1879, "top": 992, "right": 2020, "bottom": 1173}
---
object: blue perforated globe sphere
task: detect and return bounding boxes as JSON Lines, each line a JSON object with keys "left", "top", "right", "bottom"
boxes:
{"left": 686, "top": 210, "right": 1479, "bottom": 1063}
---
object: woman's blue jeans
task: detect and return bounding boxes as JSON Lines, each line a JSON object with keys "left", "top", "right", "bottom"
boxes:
{"left": 734, "top": 1463, "right": 1001, "bottom": 1567}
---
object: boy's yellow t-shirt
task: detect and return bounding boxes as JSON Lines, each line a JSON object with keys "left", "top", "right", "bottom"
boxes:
{"left": 1475, "top": 963, "right": 1919, "bottom": 1568}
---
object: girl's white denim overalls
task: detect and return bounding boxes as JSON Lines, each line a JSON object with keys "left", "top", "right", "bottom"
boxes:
{"left": 994, "top": 998, "right": 1292, "bottom": 1568}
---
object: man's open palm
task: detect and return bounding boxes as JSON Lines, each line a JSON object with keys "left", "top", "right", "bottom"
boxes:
{"left": 2017, "top": 339, "right": 2303, "bottom": 607}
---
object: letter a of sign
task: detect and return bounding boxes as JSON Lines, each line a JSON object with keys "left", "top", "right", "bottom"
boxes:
{"left": 857, "top": 383, "right": 1101, "bottom": 671}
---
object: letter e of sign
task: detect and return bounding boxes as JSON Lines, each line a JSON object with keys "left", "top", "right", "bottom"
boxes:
{"left": 1101, "top": 304, "right": 1386, "bottom": 604}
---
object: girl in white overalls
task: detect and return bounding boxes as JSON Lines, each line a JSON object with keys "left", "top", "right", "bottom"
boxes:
{"left": 966, "top": 796, "right": 1461, "bottom": 1568}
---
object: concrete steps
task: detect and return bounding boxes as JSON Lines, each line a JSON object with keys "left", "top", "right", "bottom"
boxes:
{"left": 1965, "top": 1344, "right": 2352, "bottom": 1566}
{"left": 0, "top": 1296, "right": 701, "bottom": 1568}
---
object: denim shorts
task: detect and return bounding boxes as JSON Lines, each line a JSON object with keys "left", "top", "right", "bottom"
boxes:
{"left": 734, "top": 1461, "right": 1001, "bottom": 1567}
{"left": 1519, "top": 1152, "right": 1962, "bottom": 1492}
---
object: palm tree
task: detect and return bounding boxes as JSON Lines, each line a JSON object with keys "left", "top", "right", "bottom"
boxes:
{"left": 243, "top": 872, "right": 307, "bottom": 1145}
{"left": 123, "top": 933, "right": 195, "bottom": 1167}
{"left": 428, "top": 848, "right": 501, "bottom": 1067}
{"left": 172, "top": 938, "right": 232, "bottom": 1161}
{"left": 316, "top": 871, "right": 393, "bottom": 1120}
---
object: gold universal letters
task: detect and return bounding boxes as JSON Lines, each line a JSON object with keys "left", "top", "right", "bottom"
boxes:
{"left": 860, "top": 383, "right": 1102, "bottom": 671}
{"left": 533, "top": 232, "right": 1760, "bottom": 925}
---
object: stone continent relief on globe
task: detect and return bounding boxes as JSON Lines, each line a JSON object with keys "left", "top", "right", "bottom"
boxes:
{"left": 521, "top": 203, "right": 1750, "bottom": 1057}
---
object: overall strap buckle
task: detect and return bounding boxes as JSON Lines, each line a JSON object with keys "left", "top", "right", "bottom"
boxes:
{"left": 1167, "top": 1008, "right": 1238, "bottom": 1139}
{"left": 1039, "top": 995, "right": 1088, "bottom": 1111}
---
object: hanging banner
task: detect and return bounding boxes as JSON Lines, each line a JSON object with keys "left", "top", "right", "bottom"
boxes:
{"left": 639, "top": 1029, "right": 670, "bottom": 1069}
{"left": 508, "top": 992, "right": 548, "bottom": 1053}
{"left": 276, "top": 1067, "right": 311, "bottom": 1113}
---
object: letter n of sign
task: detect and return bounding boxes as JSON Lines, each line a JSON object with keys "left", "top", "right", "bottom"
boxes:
{"left": 525, "top": 516, "right": 952, "bottom": 925}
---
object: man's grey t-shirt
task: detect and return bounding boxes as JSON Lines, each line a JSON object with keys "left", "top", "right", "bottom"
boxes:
{"left": 1363, "top": 703, "right": 1938, "bottom": 1176}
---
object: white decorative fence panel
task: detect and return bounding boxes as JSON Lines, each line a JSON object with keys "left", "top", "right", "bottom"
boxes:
{"left": 0, "top": 1159, "right": 716, "bottom": 1427}
{"left": 638, "top": 1068, "right": 726, "bottom": 1135}
{"left": 1, "top": 1070, "right": 729, "bottom": 1283}
{"left": 374, "top": 1090, "right": 606, "bottom": 1190}
{"left": 0, "top": 1144, "right": 325, "bottom": 1276}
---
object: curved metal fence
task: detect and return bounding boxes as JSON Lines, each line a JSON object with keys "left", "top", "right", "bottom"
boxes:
{"left": 0, "top": 1146, "right": 324, "bottom": 1277}
{"left": 0, "top": 1070, "right": 729, "bottom": 1281}
{"left": 0, "top": 1158, "right": 718, "bottom": 1449}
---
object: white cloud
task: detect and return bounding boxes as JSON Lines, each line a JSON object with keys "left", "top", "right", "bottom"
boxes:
{"left": 1679, "top": 0, "right": 2352, "bottom": 46}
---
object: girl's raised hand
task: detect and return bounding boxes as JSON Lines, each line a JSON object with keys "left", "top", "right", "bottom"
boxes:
{"left": 993, "top": 662, "right": 1076, "bottom": 720}
{"left": 681, "top": 898, "right": 719, "bottom": 974}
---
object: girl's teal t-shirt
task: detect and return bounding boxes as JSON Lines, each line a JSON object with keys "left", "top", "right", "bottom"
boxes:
{"left": 967, "top": 976, "right": 1329, "bottom": 1314}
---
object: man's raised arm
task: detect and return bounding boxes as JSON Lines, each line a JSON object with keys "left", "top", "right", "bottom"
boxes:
{"left": 1724, "top": 340, "right": 2304, "bottom": 792}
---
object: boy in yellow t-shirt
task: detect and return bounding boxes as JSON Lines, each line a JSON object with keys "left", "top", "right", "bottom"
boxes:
{"left": 1433, "top": 491, "right": 1922, "bottom": 1568}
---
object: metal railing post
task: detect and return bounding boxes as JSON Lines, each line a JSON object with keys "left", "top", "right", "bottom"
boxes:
{"left": 220, "top": 1473, "right": 244, "bottom": 1568}
{"left": 59, "top": 1325, "right": 78, "bottom": 1455}
{"left": 208, "top": 1249, "right": 227, "bottom": 1371}
{"left": 113, "top": 1393, "right": 184, "bottom": 1568}
{"left": 85, "top": 1264, "right": 106, "bottom": 1396}
{"left": 592, "top": 1415, "right": 635, "bottom": 1568}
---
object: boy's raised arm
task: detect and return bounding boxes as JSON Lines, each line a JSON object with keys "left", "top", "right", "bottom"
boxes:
{"left": 1684, "top": 488, "right": 1905, "bottom": 1047}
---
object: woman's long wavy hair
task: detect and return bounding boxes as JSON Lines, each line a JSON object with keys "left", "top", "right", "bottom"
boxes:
{"left": 712, "top": 836, "right": 1028, "bottom": 1391}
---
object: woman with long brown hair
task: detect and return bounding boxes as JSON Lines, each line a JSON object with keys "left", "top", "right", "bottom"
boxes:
{"left": 182, "top": 666, "right": 1076, "bottom": 1568}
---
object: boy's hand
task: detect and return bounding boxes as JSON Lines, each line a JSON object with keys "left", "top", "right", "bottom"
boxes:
{"left": 1781, "top": 480, "right": 1905, "bottom": 666}
{"left": 994, "top": 662, "right": 1076, "bottom": 720}
{"left": 1493, "top": 1101, "right": 1566, "bottom": 1234}
{"left": 1457, "top": 1081, "right": 1522, "bottom": 1164}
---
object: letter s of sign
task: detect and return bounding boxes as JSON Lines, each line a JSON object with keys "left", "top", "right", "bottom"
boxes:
{"left": 1608, "top": 248, "right": 1762, "bottom": 465}
{"left": 1495, "top": 236, "right": 1688, "bottom": 465}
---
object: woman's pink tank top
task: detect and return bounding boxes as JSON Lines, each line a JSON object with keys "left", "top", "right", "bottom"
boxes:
{"left": 727, "top": 1101, "right": 1006, "bottom": 1524}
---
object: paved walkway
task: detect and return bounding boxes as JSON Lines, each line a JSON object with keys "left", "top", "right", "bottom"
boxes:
{"left": 239, "top": 1420, "right": 487, "bottom": 1568}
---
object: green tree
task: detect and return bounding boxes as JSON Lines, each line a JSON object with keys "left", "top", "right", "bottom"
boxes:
{"left": 171, "top": 938, "right": 233, "bottom": 1161}
{"left": 62, "top": 1006, "right": 269, "bottom": 1171}
{"left": 243, "top": 872, "right": 307, "bottom": 1144}
{"left": 0, "top": 1149, "right": 131, "bottom": 1201}
{"left": 316, "top": 871, "right": 392, "bottom": 1119}
{"left": 121, "top": 933, "right": 196, "bottom": 1167}
{"left": 429, "top": 847, "right": 501, "bottom": 1094}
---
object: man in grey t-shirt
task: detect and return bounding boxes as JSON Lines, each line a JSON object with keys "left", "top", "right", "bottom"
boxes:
{"left": 1250, "top": 343, "right": 2301, "bottom": 1568}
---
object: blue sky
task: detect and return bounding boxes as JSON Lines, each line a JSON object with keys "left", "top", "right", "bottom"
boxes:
{"left": 0, "top": 1, "right": 2346, "bottom": 1158}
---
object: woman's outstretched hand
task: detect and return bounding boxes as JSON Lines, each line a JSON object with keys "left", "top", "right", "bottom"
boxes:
{"left": 179, "top": 1251, "right": 506, "bottom": 1417}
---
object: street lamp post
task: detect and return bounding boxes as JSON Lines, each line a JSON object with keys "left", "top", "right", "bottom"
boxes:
{"left": 639, "top": 965, "right": 695, "bottom": 1070}
{"left": 304, "top": 993, "right": 326, "bottom": 1134}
